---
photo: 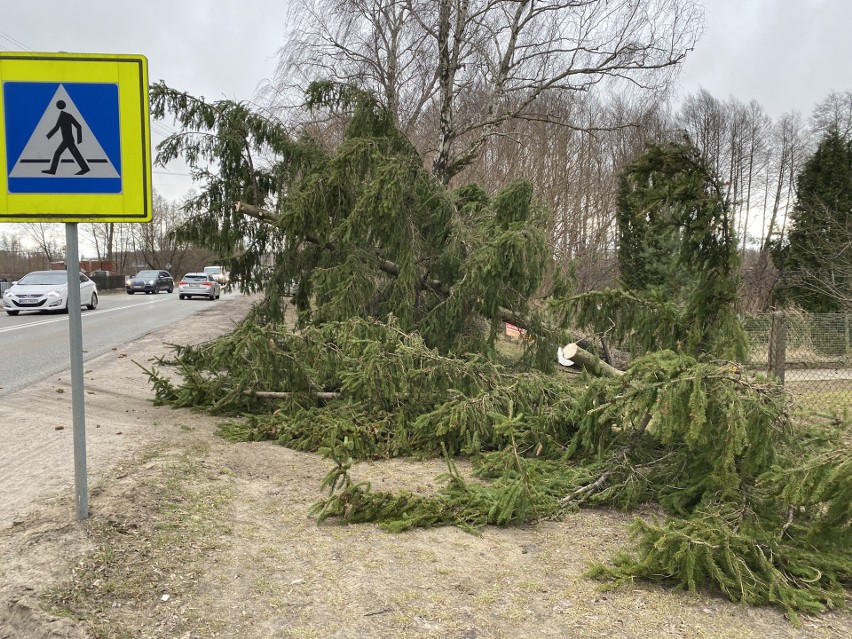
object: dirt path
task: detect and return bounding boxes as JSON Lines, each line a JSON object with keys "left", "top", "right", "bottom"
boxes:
{"left": 0, "top": 295, "right": 849, "bottom": 638}
{"left": 0, "top": 295, "right": 255, "bottom": 527}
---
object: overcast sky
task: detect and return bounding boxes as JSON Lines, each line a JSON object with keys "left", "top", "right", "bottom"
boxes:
{"left": 2, "top": 0, "right": 852, "bottom": 203}
{"left": 677, "top": 0, "right": 852, "bottom": 119}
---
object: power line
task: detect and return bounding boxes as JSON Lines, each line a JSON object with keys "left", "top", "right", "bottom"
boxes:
{"left": 0, "top": 29, "right": 179, "bottom": 140}
{"left": 151, "top": 122, "right": 177, "bottom": 138}
{"left": 0, "top": 30, "right": 195, "bottom": 197}
{"left": 153, "top": 169, "right": 193, "bottom": 178}
{"left": 0, "top": 29, "right": 32, "bottom": 52}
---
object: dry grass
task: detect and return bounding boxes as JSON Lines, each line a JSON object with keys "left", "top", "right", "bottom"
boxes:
{"left": 1, "top": 296, "right": 849, "bottom": 638}
{"left": 42, "top": 444, "right": 234, "bottom": 638}
{"left": 3, "top": 428, "right": 848, "bottom": 638}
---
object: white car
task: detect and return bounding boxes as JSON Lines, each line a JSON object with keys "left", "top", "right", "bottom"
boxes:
{"left": 3, "top": 270, "right": 99, "bottom": 316}
{"left": 178, "top": 272, "right": 222, "bottom": 300}
{"left": 203, "top": 265, "right": 229, "bottom": 285}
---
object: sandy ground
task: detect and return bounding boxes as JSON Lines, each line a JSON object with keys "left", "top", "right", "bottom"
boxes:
{"left": 0, "top": 294, "right": 849, "bottom": 638}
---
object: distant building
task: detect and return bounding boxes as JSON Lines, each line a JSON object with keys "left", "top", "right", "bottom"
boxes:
{"left": 50, "top": 259, "right": 117, "bottom": 275}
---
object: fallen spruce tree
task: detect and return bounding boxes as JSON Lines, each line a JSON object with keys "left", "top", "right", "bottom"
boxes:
{"left": 145, "top": 82, "right": 851, "bottom": 622}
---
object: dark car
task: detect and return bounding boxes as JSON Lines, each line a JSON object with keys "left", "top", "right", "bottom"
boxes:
{"left": 126, "top": 270, "right": 174, "bottom": 294}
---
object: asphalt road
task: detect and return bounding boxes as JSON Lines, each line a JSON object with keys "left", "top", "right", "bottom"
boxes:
{"left": 0, "top": 287, "right": 241, "bottom": 395}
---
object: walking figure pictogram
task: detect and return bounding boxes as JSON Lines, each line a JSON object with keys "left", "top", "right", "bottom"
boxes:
{"left": 42, "top": 100, "right": 90, "bottom": 175}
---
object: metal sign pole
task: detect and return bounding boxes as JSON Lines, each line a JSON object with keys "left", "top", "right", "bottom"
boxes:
{"left": 1, "top": 52, "right": 151, "bottom": 523}
{"left": 65, "top": 222, "right": 88, "bottom": 520}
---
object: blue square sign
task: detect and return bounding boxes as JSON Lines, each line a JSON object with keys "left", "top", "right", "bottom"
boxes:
{"left": 4, "top": 81, "right": 122, "bottom": 194}
{"left": 0, "top": 51, "right": 151, "bottom": 223}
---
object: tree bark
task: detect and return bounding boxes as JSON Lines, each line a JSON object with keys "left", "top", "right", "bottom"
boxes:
{"left": 561, "top": 342, "right": 623, "bottom": 378}
{"left": 244, "top": 390, "right": 341, "bottom": 400}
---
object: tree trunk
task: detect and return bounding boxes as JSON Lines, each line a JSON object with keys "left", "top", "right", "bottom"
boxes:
{"left": 560, "top": 342, "right": 623, "bottom": 378}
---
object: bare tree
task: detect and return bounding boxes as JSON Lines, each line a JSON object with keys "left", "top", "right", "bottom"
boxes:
{"left": 764, "top": 112, "right": 809, "bottom": 251}
{"left": 811, "top": 90, "right": 852, "bottom": 140}
{"left": 20, "top": 223, "right": 64, "bottom": 264}
{"left": 737, "top": 112, "right": 808, "bottom": 310}
{"left": 273, "top": 0, "right": 704, "bottom": 183}
{"left": 461, "top": 91, "right": 668, "bottom": 291}
{"left": 675, "top": 91, "right": 815, "bottom": 309}
{"left": 0, "top": 233, "right": 23, "bottom": 254}
{"left": 677, "top": 94, "right": 811, "bottom": 263}
{"left": 735, "top": 100, "right": 772, "bottom": 253}
{"left": 0, "top": 232, "right": 26, "bottom": 277}
{"left": 125, "top": 194, "right": 198, "bottom": 276}
{"left": 272, "top": 0, "right": 437, "bottom": 130}
{"left": 85, "top": 223, "right": 117, "bottom": 263}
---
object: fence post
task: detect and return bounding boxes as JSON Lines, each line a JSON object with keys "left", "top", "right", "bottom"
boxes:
{"left": 769, "top": 310, "right": 787, "bottom": 384}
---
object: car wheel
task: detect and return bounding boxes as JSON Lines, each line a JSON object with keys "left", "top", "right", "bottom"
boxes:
{"left": 167, "top": 285, "right": 173, "bottom": 293}
{"left": 127, "top": 290, "right": 134, "bottom": 295}
{"left": 6, "top": 310, "right": 19, "bottom": 316}
{"left": 86, "top": 292, "right": 98, "bottom": 310}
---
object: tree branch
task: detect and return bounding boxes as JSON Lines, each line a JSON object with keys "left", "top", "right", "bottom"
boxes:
{"left": 244, "top": 390, "right": 341, "bottom": 400}
{"left": 233, "top": 203, "right": 622, "bottom": 379}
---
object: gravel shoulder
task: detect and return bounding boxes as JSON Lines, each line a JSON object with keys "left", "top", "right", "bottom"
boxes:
{"left": 0, "top": 295, "right": 849, "bottom": 638}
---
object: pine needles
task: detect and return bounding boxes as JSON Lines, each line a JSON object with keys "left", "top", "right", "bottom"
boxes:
{"left": 143, "top": 92, "right": 849, "bottom": 622}
{"left": 588, "top": 504, "right": 849, "bottom": 624}
{"left": 143, "top": 314, "right": 851, "bottom": 622}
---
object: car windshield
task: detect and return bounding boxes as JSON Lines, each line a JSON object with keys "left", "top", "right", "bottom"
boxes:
{"left": 184, "top": 275, "right": 208, "bottom": 282}
{"left": 135, "top": 270, "right": 159, "bottom": 278}
{"left": 17, "top": 272, "right": 67, "bottom": 286}
{"left": 204, "top": 267, "right": 221, "bottom": 274}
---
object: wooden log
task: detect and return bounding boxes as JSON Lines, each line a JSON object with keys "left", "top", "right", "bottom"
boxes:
{"left": 243, "top": 390, "right": 340, "bottom": 400}
{"left": 560, "top": 342, "right": 623, "bottom": 378}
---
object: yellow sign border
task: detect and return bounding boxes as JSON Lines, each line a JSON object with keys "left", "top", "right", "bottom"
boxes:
{"left": 0, "top": 52, "right": 152, "bottom": 223}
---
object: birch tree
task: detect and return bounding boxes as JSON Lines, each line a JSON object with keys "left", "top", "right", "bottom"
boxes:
{"left": 274, "top": 0, "right": 703, "bottom": 184}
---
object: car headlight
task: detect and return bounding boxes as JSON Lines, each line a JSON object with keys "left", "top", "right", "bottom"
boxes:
{"left": 46, "top": 289, "right": 65, "bottom": 298}
{"left": 147, "top": 280, "right": 155, "bottom": 285}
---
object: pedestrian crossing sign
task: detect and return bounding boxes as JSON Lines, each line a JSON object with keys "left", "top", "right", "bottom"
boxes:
{"left": 0, "top": 52, "right": 152, "bottom": 222}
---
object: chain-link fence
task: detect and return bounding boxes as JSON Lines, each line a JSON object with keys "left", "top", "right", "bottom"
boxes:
{"left": 743, "top": 311, "right": 852, "bottom": 415}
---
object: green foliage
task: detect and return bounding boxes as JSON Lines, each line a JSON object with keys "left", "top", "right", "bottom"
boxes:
{"left": 772, "top": 128, "right": 852, "bottom": 312}
{"left": 145, "top": 312, "right": 851, "bottom": 621}
{"left": 567, "top": 351, "right": 785, "bottom": 511}
{"left": 571, "top": 140, "right": 746, "bottom": 359}
{"left": 150, "top": 82, "right": 320, "bottom": 301}
{"left": 768, "top": 446, "right": 852, "bottom": 550}
{"left": 149, "top": 85, "right": 850, "bottom": 621}
{"left": 616, "top": 140, "right": 736, "bottom": 295}
{"left": 150, "top": 82, "right": 555, "bottom": 356}
{"left": 588, "top": 504, "right": 849, "bottom": 624}
{"left": 309, "top": 446, "right": 563, "bottom": 533}
{"left": 149, "top": 315, "right": 572, "bottom": 458}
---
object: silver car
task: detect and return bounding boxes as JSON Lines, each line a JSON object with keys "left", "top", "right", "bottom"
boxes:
{"left": 178, "top": 272, "right": 221, "bottom": 300}
{"left": 3, "top": 270, "right": 99, "bottom": 316}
